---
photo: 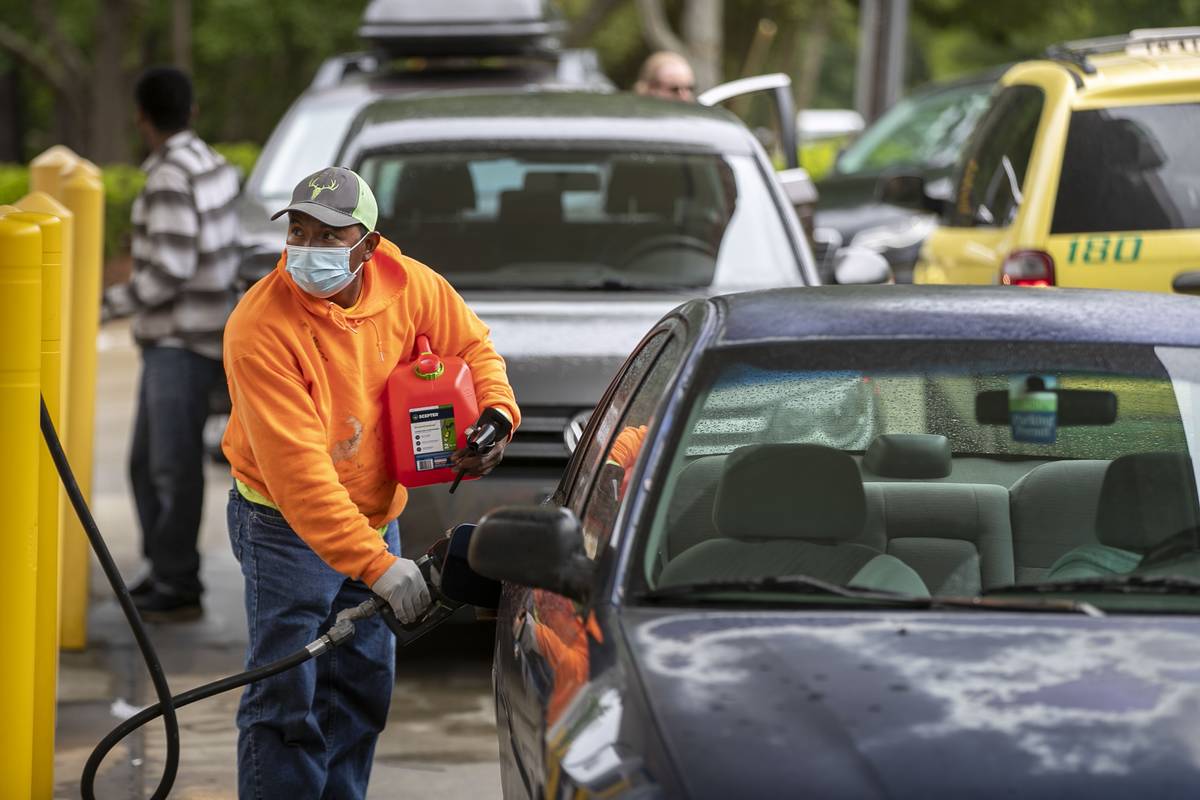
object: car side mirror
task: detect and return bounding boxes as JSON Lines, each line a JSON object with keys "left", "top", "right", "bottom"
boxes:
{"left": 1172, "top": 271, "right": 1200, "bottom": 296}
{"left": 833, "top": 246, "right": 894, "bottom": 285}
{"left": 777, "top": 167, "right": 818, "bottom": 207}
{"left": 467, "top": 506, "right": 594, "bottom": 603}
{"left": 777, "top": 167, "right": 819, "bottom": 243}
{"left": 877, "top": 174, "right": 946, "bottom": 215}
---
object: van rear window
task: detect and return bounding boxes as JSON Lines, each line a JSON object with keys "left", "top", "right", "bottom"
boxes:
{"left": 1051, "top": 103, "right": 1200, "bottom": 234}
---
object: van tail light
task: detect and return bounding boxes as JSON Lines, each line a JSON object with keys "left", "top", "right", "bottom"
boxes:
{"left": 1001, "top": 250, "right": 1056, "bottom": 287}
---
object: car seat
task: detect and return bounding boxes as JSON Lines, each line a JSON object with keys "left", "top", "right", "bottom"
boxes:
{"left": 855, "top": 434, "right": 1013, "bottom": 595}
{"left": 658, "top": 444, "right": 929, "bottom": 597}
{"left": 1045, "top": 452, "right": 1200, "bottom": 581}
{"left": 1009, "top": 460, "right": 1110, "bottom": 583}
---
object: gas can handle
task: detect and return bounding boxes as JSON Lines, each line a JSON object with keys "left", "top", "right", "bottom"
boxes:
{"left": 415, "top": 334, "right": 433, "bottom": 358}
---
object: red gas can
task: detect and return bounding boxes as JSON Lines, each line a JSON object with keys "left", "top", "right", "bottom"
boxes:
{"left": 383, "top": 335, "right": 479, "bottom": 488}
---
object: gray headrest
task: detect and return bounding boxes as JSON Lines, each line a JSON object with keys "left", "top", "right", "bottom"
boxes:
{"left": 1097, "top": 452, "right": 1200, "bottom": 551}
{"left": 864, "top": 434, "right": 952, "bottom": 479}
{"left": 395, "top": 163, "right": 475, "bottom": 214}
{"left": 714, "top": 444, "right": 866, "bottom": 540}
{"left": 605, "top": 160, "right": 686, "bottom": 215}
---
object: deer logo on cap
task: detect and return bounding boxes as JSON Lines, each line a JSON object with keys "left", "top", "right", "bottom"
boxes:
{"left": 308, "top": 174, "right": 340, "bottom": 201}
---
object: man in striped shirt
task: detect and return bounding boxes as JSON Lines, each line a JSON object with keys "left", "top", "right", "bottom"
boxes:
{"left": 104, "top": 66, "right": 241, "bottom": 621}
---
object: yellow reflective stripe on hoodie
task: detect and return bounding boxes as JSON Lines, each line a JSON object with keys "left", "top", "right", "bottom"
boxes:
{"left": 235, "top": 478, "right": 388, "bottom": 536}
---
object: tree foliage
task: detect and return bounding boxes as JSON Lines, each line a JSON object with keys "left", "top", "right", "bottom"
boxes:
{"left": 1, "top": 0, "right": 1198, "bottom": 165}
{"left": 0, "top": 0, "right": 366, "bottom": 162}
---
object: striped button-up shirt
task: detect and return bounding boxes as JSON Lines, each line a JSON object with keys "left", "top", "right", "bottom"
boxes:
{"left": 109, "top": 130, "right": 241, "bottom": 360}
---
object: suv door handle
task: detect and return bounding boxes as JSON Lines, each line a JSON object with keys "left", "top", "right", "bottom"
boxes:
{"left": 1172, "top": 271, "right": 1200, "bottom": 295}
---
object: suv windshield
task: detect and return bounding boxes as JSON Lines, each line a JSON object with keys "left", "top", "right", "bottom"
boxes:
{"left": 638, "top": 341, "right": 1200, "bottom": 612}
{"left": 357, "top": 149, "right": 797, "bottom": 290}
{"left": 1051, "top": 102, "right": 1200, "bottom": 234}
{"left": 835, "top": 81, "right": 993, "bottom": 176}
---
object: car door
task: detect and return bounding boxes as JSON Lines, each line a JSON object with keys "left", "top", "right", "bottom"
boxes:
{"left": 495, "top": 325, "right": 685, "bottom": 798}
{"left": 1046, "top": 100, "right": 1200, "bottom": 293}
{"left": 699, "top": 74, "right": 819, "bottom": 230}
{"left": 916, "top": 84, "right": 1046, "bottom": 284}
{"left": 698, "top": 73, "right": 799, "bottom": 170}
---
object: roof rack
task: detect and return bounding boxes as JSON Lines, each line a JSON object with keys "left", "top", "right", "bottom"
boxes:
{"left": 1045, "top": 27, "right": 1200, "bottom": 74}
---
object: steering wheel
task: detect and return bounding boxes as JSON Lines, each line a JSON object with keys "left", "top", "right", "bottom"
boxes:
{"left": 1136, "top": 526, "right": 1200, "bottom": 570}
{"left": 617, "top": 234, "right": 718, "bottom": 269}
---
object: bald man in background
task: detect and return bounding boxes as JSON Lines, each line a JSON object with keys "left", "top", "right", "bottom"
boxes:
{"left": 634, "top": 51, "right": 696, "bottom": 101}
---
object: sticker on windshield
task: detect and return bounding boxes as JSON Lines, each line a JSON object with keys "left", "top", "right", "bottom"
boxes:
{"left": 1010, "top": 375, "right": 1058, "bottom": 444}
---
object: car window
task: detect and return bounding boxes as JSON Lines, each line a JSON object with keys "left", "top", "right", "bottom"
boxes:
{"left": 578, "top": 335, "right": 683, "bottom": 559}
{"left": 1051, "top": 102, "right": 1200, "bottom": 234}
{"left": 357, "top": 149, "right": 800, "bottom": 290}
{"left": 565, "top": 332, "right": 669, "bottom": 514}
{"left": 635, "top": 340, "right": 1200, "bottom": 613}
{"left": 562, "top": 331, "right": 681, "bottom": 553}
{"left": 836, "top": 81, "right": 993, "bottom": 175}
{"left": 947, "top": 85, "right": 1044, "bottom": 228}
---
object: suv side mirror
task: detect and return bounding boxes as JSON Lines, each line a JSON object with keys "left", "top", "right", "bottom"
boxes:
{"left": 468, "top": 506, "right": 594, "bottom": 603}
{"left": 833, "top": 246, "right": 894, "bottom": 285}
{"left": 777, "top": 167, "right": 818, "bottom": 207}
{"left": 777, "top": 167, "right": 818, "bottom": 243}
{"left": 877, "top": 174, "right": 946, "bottom": 215}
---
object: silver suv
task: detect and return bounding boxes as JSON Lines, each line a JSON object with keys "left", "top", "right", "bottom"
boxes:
{"left": 335, "top": 90, "right": 837, "bottom": 551}
{"left": 235, "top": 1, "right": 610, "bottom": 283}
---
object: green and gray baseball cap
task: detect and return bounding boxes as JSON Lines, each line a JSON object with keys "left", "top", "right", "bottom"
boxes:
{"left": 271, "top": 166, "right": 378, "bottom": 230}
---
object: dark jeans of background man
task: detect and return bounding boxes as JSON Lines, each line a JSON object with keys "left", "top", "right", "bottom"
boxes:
{"left": 228, "top": 490, "right": 399, "bottom": 798}
{"left": 129, "top": 345, "right": 224, "bottom": 602}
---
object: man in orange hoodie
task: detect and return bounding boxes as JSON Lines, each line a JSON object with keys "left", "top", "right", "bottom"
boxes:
{"left": 222, "top": 167, "right": 519, "bottom": 797}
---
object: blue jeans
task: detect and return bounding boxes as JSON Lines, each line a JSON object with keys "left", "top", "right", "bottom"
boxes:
{"left": 130, "top": 345, "right": 224, "bottom": 596}
{"left": 227, "top": 490, "right": 399, "bottom": 799}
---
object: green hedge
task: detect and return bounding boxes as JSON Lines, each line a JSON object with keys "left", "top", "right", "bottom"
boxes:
{"left": 0, "top": 141, "right": 260, "bottom": 262}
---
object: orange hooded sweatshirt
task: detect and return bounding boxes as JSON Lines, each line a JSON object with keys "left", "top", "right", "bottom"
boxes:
{"left": 221, "top": 238, "right": 519, "bottom": 585}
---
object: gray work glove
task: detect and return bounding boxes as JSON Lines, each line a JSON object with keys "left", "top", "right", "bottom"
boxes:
{"left": 370, "top": 558, "right": 432, "bottom": 624}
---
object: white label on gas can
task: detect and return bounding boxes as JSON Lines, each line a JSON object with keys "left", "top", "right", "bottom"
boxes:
{"left": 410, "top": 404, "right": 456, "bottom": 471}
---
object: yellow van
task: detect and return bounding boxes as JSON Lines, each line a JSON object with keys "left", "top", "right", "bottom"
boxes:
{"left": 912, "top": 29, "right": 1200, "bottom": 294}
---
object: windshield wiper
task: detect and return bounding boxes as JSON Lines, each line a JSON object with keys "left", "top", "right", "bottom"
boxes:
{"left": 565, "top": 279, "right": 693, "bottom": 291}
{"left": 987, "top": 575, "right": 1200, "bottom": 596}
{"left": 640, "top": 575, "right": 913, "bottom": 604}
{"left": 641, "top": 577, "right": 1105, "bottom": 615}
{"left": 926, "top": 595, "right": 1105, "bottom": 617}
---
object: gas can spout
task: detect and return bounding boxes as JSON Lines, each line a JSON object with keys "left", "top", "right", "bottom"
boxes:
{"left": 449, "top": 409, "right": 512, "bottom": 494}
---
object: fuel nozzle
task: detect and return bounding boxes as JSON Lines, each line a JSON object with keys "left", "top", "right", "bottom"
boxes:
{"left": 449, "top": 408, "right": 512, "bottom": 494}
{"left": 373, "top": 523, "right": 502, "bottom": 647}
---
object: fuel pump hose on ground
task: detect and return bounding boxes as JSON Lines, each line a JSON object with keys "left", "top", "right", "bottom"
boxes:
{"left": 41, "top": 397, "right": 387, "bottom": 800}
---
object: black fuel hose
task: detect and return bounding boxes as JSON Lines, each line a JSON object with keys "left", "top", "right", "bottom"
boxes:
{"left": 83, "top": 599, "right": 377, "bottom": 795}
{"left": 41, "top": 397, "right": 182, "bottom": 800}
{"left": 42, "top": 397, "right": 382, "bottom": 799}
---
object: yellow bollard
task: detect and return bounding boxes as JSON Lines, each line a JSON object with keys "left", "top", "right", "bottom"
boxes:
{"left": 60, "top": 166, "right": 104, "bottom": 650}
{"left": 17, "top": 192, "right": 75, "bottom": 405}
{"left": 0, "top": 214, "right": 43, "bottom": 797}
{"left": 73, "top": 158, "right": 102, "bottom": 179}
{"left": 29, "top": 145, "right": 79, "bottom": 199}
{"left": 6, "top": 208, "right": 64, "bottom": 798}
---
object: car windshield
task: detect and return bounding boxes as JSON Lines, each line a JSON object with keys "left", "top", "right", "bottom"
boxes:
{"left": 257, "top": 101, "right": 361, "bottom": 202}
{"left": 637, "top": 341, "right": 1200, "bottom": 612}
{"left": 836, "top": 81, "right": 993, "bottom": 176}
{"left": 1051, "top": 102, "right": 1200, "bottom": 234}
{"left": 356, "top": 149, "right": 799, "bottom": 290}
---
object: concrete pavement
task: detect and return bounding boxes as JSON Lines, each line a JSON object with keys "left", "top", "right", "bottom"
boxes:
{"left": 53, "top": 320, "right": 503, "bottom": 799}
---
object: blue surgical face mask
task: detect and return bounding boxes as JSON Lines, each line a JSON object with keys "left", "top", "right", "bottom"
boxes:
{"left": 286, "top": 231, "right": 370, "bottom": 299}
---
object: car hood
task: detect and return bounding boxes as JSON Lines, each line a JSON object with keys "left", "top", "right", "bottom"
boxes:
{"left": 623, "top": 608, "right": 1200, "bottom": 799}
{"left": 462, "top": 292, "right": 683, "bottom": 408}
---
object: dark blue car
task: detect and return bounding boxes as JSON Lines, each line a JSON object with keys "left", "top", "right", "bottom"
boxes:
{"left": 468, "top": 286, "right": 1200, "bottom": 799}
